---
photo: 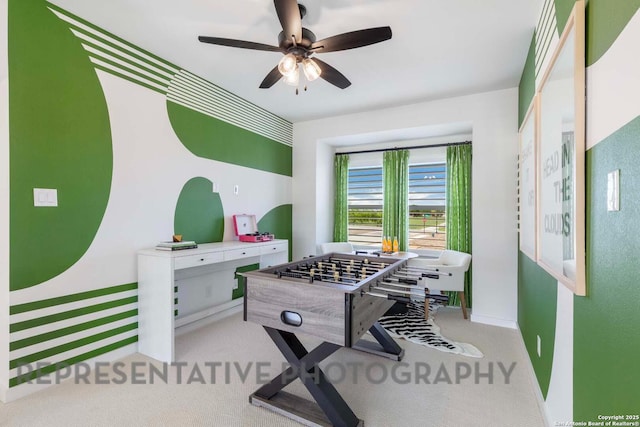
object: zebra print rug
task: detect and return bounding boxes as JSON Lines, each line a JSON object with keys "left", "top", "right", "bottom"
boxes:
{"left": 378, "top": 302, "right": 483, "bottom": 358}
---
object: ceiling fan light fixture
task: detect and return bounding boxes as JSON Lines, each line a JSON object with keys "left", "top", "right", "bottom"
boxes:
{"left": 302, "top": 58, "right": 321, "bottom": 81}
{"left": 278, "top": 53, "right": 298, "bottom": 76}
{"left": 282, "top": 66, "right": 300, "bottom": 86}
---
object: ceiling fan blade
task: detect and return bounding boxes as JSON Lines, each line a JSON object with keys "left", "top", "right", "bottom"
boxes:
{"left": 313, "top": 58, "right": 351, "bottom": 89}
{"left": 310, "top": 26, "right": 392, "bottom": 53}
{"left": 198, "top": 36, "right": 282, "bottom": 52}
{"left": 274, "top": 0, "right": 302, "bottom": 43}
{"left": 259, "top": 65, "right": 282, "bottom": 88}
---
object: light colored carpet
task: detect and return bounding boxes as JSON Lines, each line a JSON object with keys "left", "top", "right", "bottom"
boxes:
{"left": 0, "top": 307, "right": 546, "bottom": 427}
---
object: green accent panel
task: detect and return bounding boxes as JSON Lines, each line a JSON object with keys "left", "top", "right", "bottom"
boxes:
{"left": 554, "top": 0, "right": 577, "bottom": 36}
{"left": 575, "top": 116, "right": 640, "bottom": 420}
{"left": 10, "top": 296, "right": 138, "bottom": 333}
{"left": 9, "top": 335, "right": 137, "bottom": 387}
{"left": 10, "top": 323, "right": 137, "bottom": 369}
{"left": 233, "top": 263, "right": 260, "bottom": 300}
{"left": 174, "top": 177, "right": 224, "bottom": 244}
{"left": 517, "top": 251, "right": 557, "bottom": 399}
{"left": 586, "top": 0, "right": 640, "bottom": 66}
{"left": 10, "top": 309, "right": 137, "bottom": 351}
{"left": 257, "top": 204, "right": 293, "bottom": 261}
{"left": 166, "top": 101, "right": 292, "bottom": 177}
{"left": 8, "top": 0, "right": 113, "bottom": 290}
{"left": 10, "top": 283, "right": 137, "bottom": 315}
{"left": 518, "top": 35, "right": 536, "bottom": 127}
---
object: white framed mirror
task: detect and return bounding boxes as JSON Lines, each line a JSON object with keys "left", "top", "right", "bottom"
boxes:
{"left": 536, "top": 0, "right": 585, "bottom": 295}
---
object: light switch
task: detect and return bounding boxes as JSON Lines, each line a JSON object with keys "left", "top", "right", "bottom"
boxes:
{"left": 234, "top": 185, "right": 239, "bottom": 195}
{"left": 607, "top": 170, "right": 619, "bottom": 211}
{"left": 33, "top": 188, "right": 58, "bottom": 207}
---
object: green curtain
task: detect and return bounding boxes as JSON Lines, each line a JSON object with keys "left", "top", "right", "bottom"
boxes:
{"left": 383, "top": 150, "right": 409, "bottom": 251}
{"left": 333, "top": 154, "right": 349, "bottom": 242}
{"left": 446, "top": 144, "right": 472, "bottom": 307}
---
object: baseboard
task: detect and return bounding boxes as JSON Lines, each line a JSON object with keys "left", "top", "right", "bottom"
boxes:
{"left": 2, "top": 342, "right": 137, "bottom": 403}
{"left": 516, "top": 325, "right": 552, "bottom": 427}
{"left": 470, "top": 313, "right": 518, "bottom": 329}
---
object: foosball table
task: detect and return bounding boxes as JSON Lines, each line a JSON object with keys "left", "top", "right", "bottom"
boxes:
{"left": 242, "top": 252, "right": 450, "bottom": 426}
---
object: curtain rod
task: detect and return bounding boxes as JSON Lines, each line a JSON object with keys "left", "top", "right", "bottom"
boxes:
{"left": 335, "top": 140, "right": 471, "bottom": 156}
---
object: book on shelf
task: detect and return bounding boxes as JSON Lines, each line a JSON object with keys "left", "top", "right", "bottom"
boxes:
{"left": 155, "top": 241, "right": 198, "bottom": 251}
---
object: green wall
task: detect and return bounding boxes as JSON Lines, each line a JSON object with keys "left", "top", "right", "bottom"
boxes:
{"left": 575, "top": 118, "right": 640, "bottom": 419}
{"left": 518, "top": 252, "right": 557, "bottom": 398}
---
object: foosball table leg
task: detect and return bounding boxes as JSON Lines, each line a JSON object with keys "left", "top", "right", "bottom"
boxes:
{"left": 250, "top": 326, "right": 364, "bottom": 427}
{"left": 351, "top": 321, "right": 405, "bottom": 361}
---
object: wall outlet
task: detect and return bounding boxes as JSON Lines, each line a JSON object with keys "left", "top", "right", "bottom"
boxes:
{"left": 537, "top": 335, "right": 542, "bottom": 357}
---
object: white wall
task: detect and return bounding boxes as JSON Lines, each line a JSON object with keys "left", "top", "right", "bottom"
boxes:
{"left": 293, "top": 88, "right": 520, "bottom": 325}
{"left": 0, "top": 0, "right": 10, "bottom": 400}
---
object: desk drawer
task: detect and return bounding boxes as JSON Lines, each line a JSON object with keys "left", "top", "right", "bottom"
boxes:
{"left": 174, "top": 252, "right": 224, "bottom": 270}
{"left": 224, "top": 246, "right": 261, "bottom": 261}
{"left": 260, "top": 242, "right": 288, "bottom": 255}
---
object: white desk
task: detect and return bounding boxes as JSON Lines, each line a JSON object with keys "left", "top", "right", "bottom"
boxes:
{"left": 137, "top": 240, "right": 288, "bottom": 362}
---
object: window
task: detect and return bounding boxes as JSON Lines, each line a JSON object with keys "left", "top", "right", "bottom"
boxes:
{"left": 347, "top": 166, "right": 383, "bottom": 246}
{"left": 347, "top": 162, "right": 447, "bottom": 250}
{"left": 408, "top": 163, "right": 446, "bottom": 250}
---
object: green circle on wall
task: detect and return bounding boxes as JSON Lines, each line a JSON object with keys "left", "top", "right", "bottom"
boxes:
{"left": 174, "top": 177, "right": 224, "bottom": 243}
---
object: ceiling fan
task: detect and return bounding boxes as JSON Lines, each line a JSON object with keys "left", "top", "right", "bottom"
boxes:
{"left": 198, "top": 0, "right": 392, "bottom": 91}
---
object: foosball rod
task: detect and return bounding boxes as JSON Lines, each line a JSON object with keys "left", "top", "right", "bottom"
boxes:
{"left": 367, "top": 289, "right": 450, "bottom": 304}
{"left": 370, "top": 285, "right": 426, "bottom": 299}
{"left": 400, "top": 266, "right": 453, "bottom": 276}
{"left": 284, "top": 269, "right": 359, "bottom": 285}
{"left": 328, "top": 256, "right": 389, "bottom": 268}
{"left": 313, "top": 261, "right": 383, "bottom": 274}
{"left": 377, "top": 280, "right": 423, "bottom": 291}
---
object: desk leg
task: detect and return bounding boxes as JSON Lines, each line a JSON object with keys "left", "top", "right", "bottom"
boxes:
{"left": 250, "top": 327, "right": 363, "bottom": 427}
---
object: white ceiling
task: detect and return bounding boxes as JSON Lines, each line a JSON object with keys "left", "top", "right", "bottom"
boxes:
{"left": 50, "top": 0, "right": 542, "bottom": 123}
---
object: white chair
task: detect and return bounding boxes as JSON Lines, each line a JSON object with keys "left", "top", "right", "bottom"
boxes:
{"left": 408, "top": 250, "right": 472, "bottom": 319}
{"left": 319, "top": 242, "right": 354, "bottom": 254}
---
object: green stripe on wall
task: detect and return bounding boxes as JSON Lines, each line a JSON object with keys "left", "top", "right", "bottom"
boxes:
{"left": 91, "top": 63, "right": 166, "bottom": 95}
{"left": 10, "top": 323, "right": 137, "bottom": 369}
{"left": 46, "top": 2, "right": 178, "bottom": 73}
{"left": 167, "top": 101, "right": 292, "bottom": 177}
{"left": 9, "top": 335, "right": 138, "bottom": 387}
{"left": 10, "top": 283, "right": 136, "bottom": 315}
{"left": 10, "top": 309, "right": 138, "bottom": 351}
{"left": 10, "top": 296, "right": 138, "bottom": 333}
{"left": 80, "top": 40, "right": 171, "bottom": 88}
